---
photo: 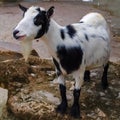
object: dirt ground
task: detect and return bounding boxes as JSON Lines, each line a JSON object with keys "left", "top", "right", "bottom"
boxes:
{"left": 0, "top": 51, "right": 120, "bottom": 120}
{"left": 0, "top": 1, "right": 120, "bottom": 120}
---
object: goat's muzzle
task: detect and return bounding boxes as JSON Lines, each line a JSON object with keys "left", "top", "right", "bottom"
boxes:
{"left": 13, "top": 30, "right": 26, "bottom": 40}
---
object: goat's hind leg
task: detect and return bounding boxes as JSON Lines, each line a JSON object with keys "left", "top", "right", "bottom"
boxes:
{"left": 84, "top": 70, "right": 90, "bottom": 82}
{"left": 101, "top": 62, "right": 109, "bottom": 90}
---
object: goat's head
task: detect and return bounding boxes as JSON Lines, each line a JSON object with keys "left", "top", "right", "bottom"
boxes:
{"left": 13, "top": 4, "right": 54, "bottom": 41}
{"left": 13, "top": 5, "right": 54, "bottom": 61}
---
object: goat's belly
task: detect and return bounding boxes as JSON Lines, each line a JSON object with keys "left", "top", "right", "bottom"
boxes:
{"left": 85, "top": 56, "right": 108, "bottom": 70}
{"left": 85, "top": 45, "right": 110, "bottom": 70}
{"left": 85, "top": 55, "right": 108, "bottom": 70}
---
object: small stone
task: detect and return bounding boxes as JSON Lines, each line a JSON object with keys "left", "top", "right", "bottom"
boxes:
{"left": 31, "top": 73, "right": 36, "bottom": 77}
{"left": 105, "top": 101, "right": 110, "bottom": 105}
{"left": 117, "top": 92, "right": 120, "bottom": 99}
{"left": 92, "top": 82, "right": 96, "bottom": 87}
{"left": 52, "top": 78, "right": 58, "bottom": 84}
{"left": 96, "top": 108, "right": 106, "bottom": 117}
{"left": 109, "top": 86, "right": 114, "bottom": 90}
{"left": 23, "top": 89, "right": 30, "bottom": 94}
{"left": 47, "top": 71, "right": 55, "bottom": 76}
{"left": 87, "top": 89, "right": 93, "bottom": 94}
{"left": 0, "top": 87, "right": 8, "bottom": 117}
{"left": 81, "top": 103, "right": 86, "bottom": 107}
{"left": 99, "top": 92, "right": 105, "bottom": 97}
{"left": 96, "top": 117, "right": 101, "bottom": 120}
{"left": 69, "top": 81, "right": 74, "bottom": 91}
{"left": 87, "top": 112, "right": 96, "bottom": 119}
{"left": 91, "top": 72, "right": 97, "bottom": 77}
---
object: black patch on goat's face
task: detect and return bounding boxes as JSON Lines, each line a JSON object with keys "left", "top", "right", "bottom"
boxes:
{"left": 60, "top": 29, "right": 65, "bottom": 40}
{"left": 34, "top": 10, "right": 50, "bottom": 39}
{"left": 35, "top": 6, "right": 54, "bottom": 39}
{"left": 34, "top": 8, "right": 47, "bottom": 26}
{"left": 34, "top": 11, "right": 46, "bottom": 26}
{"left": 66, "top": 25, "right": 76, "bottom": 38}
{"left": 29, "top": 7, "right": 50, "bottom": 39}
{"left": 57, "top": 45, "right": 83, "bottom": 74}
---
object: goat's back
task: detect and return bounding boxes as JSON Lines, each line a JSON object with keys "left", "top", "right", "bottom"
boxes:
{"left": 80, "top": 12, "right": 107, "bottom": 28}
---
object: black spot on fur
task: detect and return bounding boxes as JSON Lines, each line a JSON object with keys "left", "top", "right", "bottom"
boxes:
{"left": 60, "top": 29, "right": 65, "bottom": 40}
{"left": 91, "top": 34, "right": 106, "bottom": 41}
{"left": 84, "top": 33, "right": 89, "bottom": 41}
{"left": 36, "top": 8, "right": 41, "bottom": 12}
{"left": 91, "top": 34, "right": 96, "bottom": 38}
{"left": 79, "top": 21, "right": 84, "bottom": 23}
{"left": 66, "top": 25, "right": 76, "bottom": 38}
{"left": 57, "top": 45, "right": 83, "bottom": 74}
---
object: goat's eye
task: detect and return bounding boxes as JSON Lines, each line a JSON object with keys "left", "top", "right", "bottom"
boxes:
{"left": 34, "top": 14, "right": 43, "bottom": 26}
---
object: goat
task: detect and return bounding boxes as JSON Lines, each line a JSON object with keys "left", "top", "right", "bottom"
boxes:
{"left": 13, "top": 5, "right": 110, "bottom": 118}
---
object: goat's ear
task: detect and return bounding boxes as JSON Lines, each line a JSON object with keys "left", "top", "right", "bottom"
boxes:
{"left": 19, "top": 4, "right": 27, "bottom": 12}
{"left": 46, "top": 6, "right": 55, "bottom": 19}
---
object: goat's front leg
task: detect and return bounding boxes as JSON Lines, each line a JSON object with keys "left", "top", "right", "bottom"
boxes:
{"left": 70, "top": 69, "right": 85, "bottom": 118}
{"left": 56, "top": 75, "right": 68, "bottom": 114}
{"left": 53, "top": 58, "right": 68, "bottom": 114}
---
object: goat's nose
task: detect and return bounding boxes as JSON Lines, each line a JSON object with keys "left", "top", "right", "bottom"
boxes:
{"left": 13, "top": 30, "right": 19, "bottom": 39}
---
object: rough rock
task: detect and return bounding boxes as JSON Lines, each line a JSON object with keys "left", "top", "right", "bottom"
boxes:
{"left": 0, "top": 87, "right": 8, "bottom": 117}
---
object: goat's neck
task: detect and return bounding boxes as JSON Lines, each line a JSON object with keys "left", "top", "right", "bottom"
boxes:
{"left": 42, "top": 19, "right": 63, "bottom": 57}
{"left": 44, "top": 19, "right": 62, "bottom": 42}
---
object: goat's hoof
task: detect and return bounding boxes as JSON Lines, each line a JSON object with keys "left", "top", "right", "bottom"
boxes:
{"left": 84, "top": 74, "right": 90, "bottom": 82}
{"left": 102, "top": 83, "right": 108, "bottom": 90}
{"left": 101, "top": 80, "right": 108, "bottom": 90}
{"left": 56, "top": 102, "right": 67, "bottom": 114}
{"left": 70, "top": 104, "right": 80, "bottom": 118}
{"left": 84, "top": 77, "right": 90, "bottom": 82}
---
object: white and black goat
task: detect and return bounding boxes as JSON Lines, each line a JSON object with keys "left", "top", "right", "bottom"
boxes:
{"left": 13, "top": 5, "right": 110, "bottom": 118}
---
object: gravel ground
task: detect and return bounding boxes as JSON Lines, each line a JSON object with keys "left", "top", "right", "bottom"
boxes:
{"left": 0, "top": 51, "right": 119, "bottom": 120}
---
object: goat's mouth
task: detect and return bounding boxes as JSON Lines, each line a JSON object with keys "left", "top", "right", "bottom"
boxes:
{"left": 15, "top": 35, "right": 26, "bottom": 40}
